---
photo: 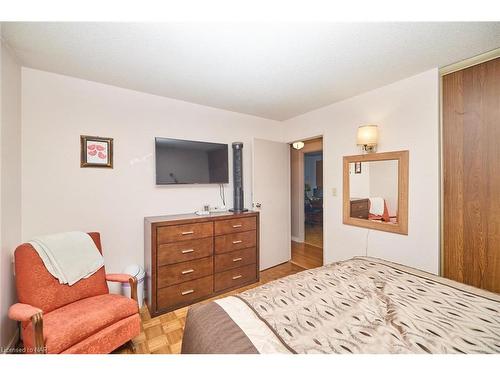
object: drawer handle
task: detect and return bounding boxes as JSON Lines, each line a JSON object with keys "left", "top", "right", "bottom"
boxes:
{"left": 232, "top": 224, "right": 243, "bottom": 228}
{"left": 232, "top": 257, "right": 243, "bottom": 262}
{"left": 181, "top": 289, "right": 195, "bottom": 295}
{"left": 182, "top": 231, "right": 194, "bottom": 235}
{"left": 181, "top": 269, "right": 194, "bottom": 275}
{"left": 181, "top": 249, "right": 194, "bottom": 254}
{"left": 232, "top": 275, "right": 242, "bottom": 280}
{"left": 232, "top": 240, "right": 243, "bottom": 244}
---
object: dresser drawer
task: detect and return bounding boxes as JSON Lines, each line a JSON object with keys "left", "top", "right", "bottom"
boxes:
{"left": 157, "top": 257, "right": 213, "bottom": 288}
{"left": 351, "top": 201, "right": 368, "bottom": 211}
{"left": 157, "top": 275, "right": 213, "bottom": 311}
{"left": 215, "top": 247, "right": 257, "bottom": 273}
{"left": 351, "top": 209, "right": 368, "bottom": 219}
{"left": 214, "top": 216, "right": 257, "bottom": 235}
{"left": 214, "top": 264, "right": 257, "bottom": 292}
{"left": 157, "top": 237, "right": 213, "bottom": 266}
{"left": 215, "top": 230, "right": 256, "bottom": 254}
{"left": 157, "top": 222, "right": 213, "bottom": 244}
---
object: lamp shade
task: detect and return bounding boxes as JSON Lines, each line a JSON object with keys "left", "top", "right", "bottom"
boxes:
{"left": 357, "top": 125, "right": 378, "bottom": 146}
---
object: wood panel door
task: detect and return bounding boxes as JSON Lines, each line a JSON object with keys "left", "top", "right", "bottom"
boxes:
{"left": 443, "top": 56, "right": 500, "bottom": 293}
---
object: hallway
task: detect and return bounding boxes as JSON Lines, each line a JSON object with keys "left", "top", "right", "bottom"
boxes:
{"left": 291, "top": 239, "right": 323, "bottom": 269}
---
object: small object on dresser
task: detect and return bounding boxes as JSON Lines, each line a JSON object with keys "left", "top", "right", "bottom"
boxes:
{"left": 195, "top": 205, "right": 211, "bottom": 216}
{"left": 229, "top": 142, "right": 248, "bottom": 213}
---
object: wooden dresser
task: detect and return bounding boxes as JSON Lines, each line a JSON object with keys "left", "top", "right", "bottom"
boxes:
{"left": 350, "top": 198, "right": 369, "bottom": 219}
{"left": 144, "top": 211, "right": 259, "bottom": 317}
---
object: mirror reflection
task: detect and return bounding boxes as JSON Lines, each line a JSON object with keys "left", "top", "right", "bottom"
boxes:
{"left": 349, "top": 159, "right": 398, "bottom": 224}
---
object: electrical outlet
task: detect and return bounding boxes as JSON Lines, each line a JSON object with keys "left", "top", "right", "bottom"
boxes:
{"left": 332, "top": 188, "right": 337, "bottom": 197}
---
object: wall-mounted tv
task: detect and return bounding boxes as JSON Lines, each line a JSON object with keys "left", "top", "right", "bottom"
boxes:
{"left": 155, "top": 137, "right": 229, "bottom": 185}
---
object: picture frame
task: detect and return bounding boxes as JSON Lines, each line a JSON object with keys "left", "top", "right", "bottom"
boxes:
{"left": 80, "top": 135, "right": 113, "bottom": 168}
{"left": 354, "top": 162, "right": 362, "bottom": 174}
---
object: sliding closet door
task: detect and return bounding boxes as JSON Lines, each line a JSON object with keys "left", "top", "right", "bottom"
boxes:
{"left": 443, "top": 57, "right": 500, "bottom": 293}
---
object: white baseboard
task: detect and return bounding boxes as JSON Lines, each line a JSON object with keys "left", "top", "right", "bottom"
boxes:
{"left": 2, "top": 327, "right": 20, "bottom": 354}
{"left": 291, "top": 236, "right": 304, "bottom": 243}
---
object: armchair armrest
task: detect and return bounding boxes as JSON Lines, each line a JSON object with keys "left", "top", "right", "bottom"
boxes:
{"left": 8, "top": 303, "right": 42, "bottom": 322}
{"left": 8, "top": 303, "right": 45, "bottom": 354}
{"left": 106, "top": 273, "right": 138, "bottom": 304}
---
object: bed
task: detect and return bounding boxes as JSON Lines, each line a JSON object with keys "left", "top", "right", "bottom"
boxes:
{"left": 181, "top": 257, "right": 500, "bottom": 354}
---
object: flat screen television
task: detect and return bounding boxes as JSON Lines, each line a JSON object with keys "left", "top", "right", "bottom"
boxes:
{"left": 155, "top": 137, "right": 229, "bottom": 185}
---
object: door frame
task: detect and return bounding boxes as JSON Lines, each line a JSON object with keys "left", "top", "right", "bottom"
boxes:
{"left": 287, "top": 134, "right": 326, "bottom": 265}
{"left": 439, "top": 47, "right": 500, "bottom": 276}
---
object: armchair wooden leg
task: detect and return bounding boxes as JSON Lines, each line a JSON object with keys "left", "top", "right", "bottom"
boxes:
{"left": 128, "top": 277, "right": 138, "bottom": 305}
{"left": 31, "top": 312, "right": 46, "bottom": 354}
{"left": 127, "top": 340, "right": 136, "bottom": 353}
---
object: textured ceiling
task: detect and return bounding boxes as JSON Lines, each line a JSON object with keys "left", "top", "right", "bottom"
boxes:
{"left": 3, "top": 22, "right": 500, "bottom": 120}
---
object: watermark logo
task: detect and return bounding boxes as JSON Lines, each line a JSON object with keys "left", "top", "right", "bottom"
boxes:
{"left": 1, "top": 346, "right": 47, "bottom": 354}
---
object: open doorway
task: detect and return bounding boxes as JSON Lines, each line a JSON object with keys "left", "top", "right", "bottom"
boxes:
{"left": 290, "top": 137, "right": 323, "bottom": 269}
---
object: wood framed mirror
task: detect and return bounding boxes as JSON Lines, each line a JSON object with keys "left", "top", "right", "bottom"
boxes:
{"left": 343, "top": 150, "right": 409, "bottom": 235}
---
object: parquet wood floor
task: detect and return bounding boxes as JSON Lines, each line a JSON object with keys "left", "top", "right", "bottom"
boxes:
{"left": 114, "top": 261, "right": 305, "bottom": 354}
{"left": 304, "top": 223, "right": 323, "bottom": 248}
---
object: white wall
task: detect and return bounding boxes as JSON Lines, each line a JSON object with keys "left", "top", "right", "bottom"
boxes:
{"left": 284, "top": 69, "right": 440, "bottom": 274}
{"left": 0, "top": 32, "right": 22, "bottom": 348}
{"left": 20, "top": 66, "right": 440, "bottom": 301}
{"left": 21, "top": 68, "right": 284, "bottom": 282}
{"left": 369, "top": 160, "right": 398, "bottom": 216}
{"left": 349, "top": 161, "right": 370, "bottom": 199}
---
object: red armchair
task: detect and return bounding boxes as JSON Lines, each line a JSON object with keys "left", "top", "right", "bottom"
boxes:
{"left": 8, "top": 232, "right": 141, "bottom": 354}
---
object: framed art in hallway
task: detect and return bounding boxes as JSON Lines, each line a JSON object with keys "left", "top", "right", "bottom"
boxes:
{"left": 354, "top": 162, "right": 362, "bottom": 174}
{"left": 80, "top": 135, "right": 114, "bottom": 168}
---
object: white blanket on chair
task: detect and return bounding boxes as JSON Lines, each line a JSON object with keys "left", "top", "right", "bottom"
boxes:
{"left": 368, "top": 197, "right": 385, "bottom": 216}
{"left": 29, "top": 231, "right": 104, "bottom": 286}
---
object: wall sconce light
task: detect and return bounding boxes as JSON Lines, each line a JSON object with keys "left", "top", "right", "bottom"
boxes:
{"left": 292, "top": 141, "right": 305, "bottom": 150}
{"left": 357, "top": 125, "right": 378, "bottom": 153}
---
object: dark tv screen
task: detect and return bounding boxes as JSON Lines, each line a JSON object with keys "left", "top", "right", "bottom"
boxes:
{"left": 155, "top": 138, "right": 229, "bottom": 185}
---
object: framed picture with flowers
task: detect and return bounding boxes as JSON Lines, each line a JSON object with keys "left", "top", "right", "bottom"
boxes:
{"left": 80, "top": 135, "right": 113, "bottom": 168}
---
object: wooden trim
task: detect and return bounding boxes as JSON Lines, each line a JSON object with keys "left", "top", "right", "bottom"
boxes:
{"left": 145, "top": 211, "right": 257, "bottom": 226}
{"left": 151, "top": 223, "right": 158, "bottom": 314}
{"left": 343, "top": 150, "right": 409, "bottom": 235}
{"left": 440, "top": 47, "right": 500, "bottom": 76}
{"left": 256, "top": 211, "right": 260, "bottom": 275}
{"left": 31, "top": 312, "right": 46, "bottom": 354}
{"left": 439, "top": 72, "right": 444, "bottom": 276}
